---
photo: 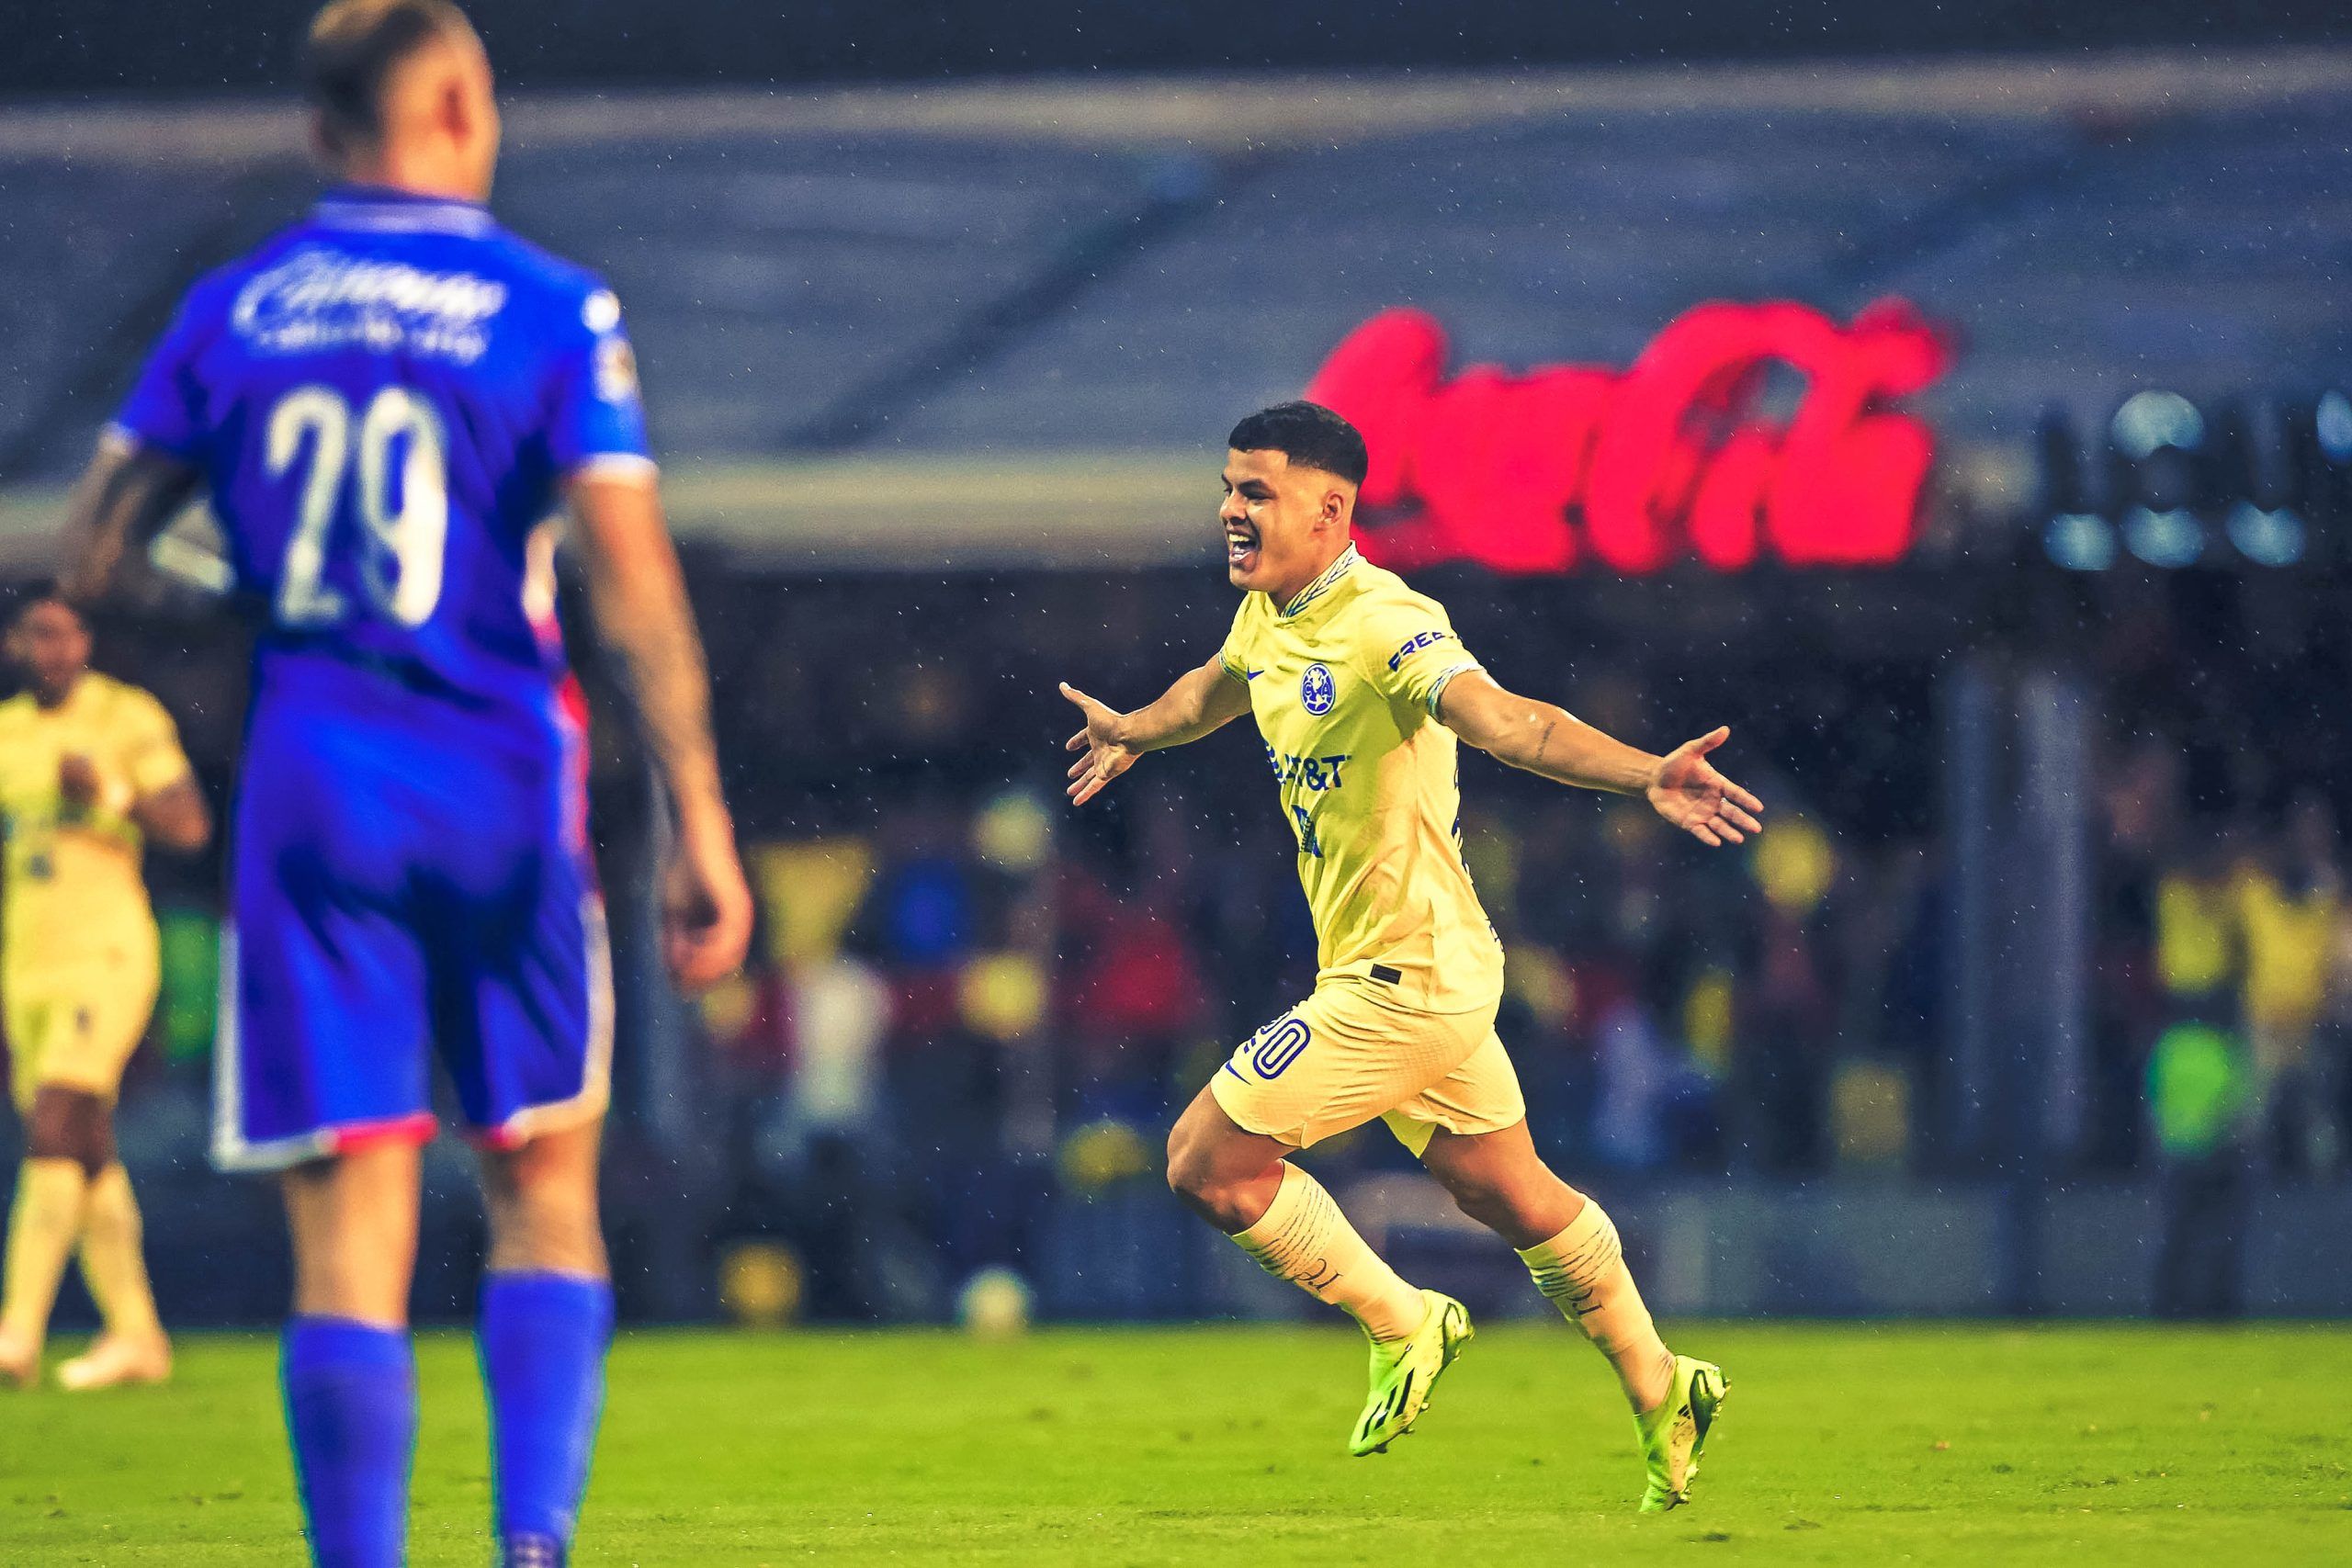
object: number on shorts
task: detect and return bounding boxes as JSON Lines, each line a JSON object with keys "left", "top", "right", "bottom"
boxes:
{"left": 1249, "top": 1016, "right": 1313, "bottom": 1078}
{"left": 266, "top": 385, "right": 449, "bottom": 628}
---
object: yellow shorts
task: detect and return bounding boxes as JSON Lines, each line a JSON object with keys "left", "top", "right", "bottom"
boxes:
{"left": 5, "top": 950, "right": 160, "bottom": 1112}
{"left": 1209, "top": 978, "right": 1525, "bottom": 1156}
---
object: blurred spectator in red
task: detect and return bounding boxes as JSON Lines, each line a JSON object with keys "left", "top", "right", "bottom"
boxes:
{"left": 1057, "top": 865, "right": 1207, "bottom": 1118}
{"left": 1734, "top": 903, "right": 1838, "bottom": 1173}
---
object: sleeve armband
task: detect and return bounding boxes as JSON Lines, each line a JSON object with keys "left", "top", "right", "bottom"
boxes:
{"left": 1424, "top": 660, "right": 1483, "bottom": 716}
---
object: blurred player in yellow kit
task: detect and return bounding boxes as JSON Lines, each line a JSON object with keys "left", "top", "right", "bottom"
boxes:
{"left": 0, "top": 587, "right": 210, "bottom": 1388}
{"left": 1060, "top": 402, "right": 1762, "bottom": 1510}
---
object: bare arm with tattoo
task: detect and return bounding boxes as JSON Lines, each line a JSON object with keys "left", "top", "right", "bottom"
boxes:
{"left": 1435, "top": 670, "right": 1765, "bottom": 847}
{"left": 55, "top": 437, "right": 203, "bottom": 607}
{"left": 562, "top": 470, "right": 752, "bottom": 987}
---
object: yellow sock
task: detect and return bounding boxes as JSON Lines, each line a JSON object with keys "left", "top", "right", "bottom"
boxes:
{"left": 2, "top": 1158, "right": 92, "bottom": 1348}
{"left": 78, "top": 1165, "right": 163, "bottom": 1342}
{"left": 1518, "top": 1200, "right": 1675, "bottom": 1411}
{"left": 1231, "top": 1163, "right": 1428, "bottom": 1343}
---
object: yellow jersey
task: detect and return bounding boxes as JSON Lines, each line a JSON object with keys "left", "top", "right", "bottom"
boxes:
{"left": 2235, "top": 868, "right": 2339, "bottom": 1032}
{"left": 0, "top": 672, "right": 192, "bottom": 979}
{"left": 1217, "top": 544, "right": 1504, "bottom": 1012}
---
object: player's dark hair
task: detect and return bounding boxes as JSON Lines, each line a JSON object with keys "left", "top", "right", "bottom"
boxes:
{"left": 303, "top": 0, "right": 478, "bottom": 156}
{"left": 1227, "top": 400, "right": 1369, "bottom": 487}
{"left": 5, "top": 580, "right": 78, "bottom": 628}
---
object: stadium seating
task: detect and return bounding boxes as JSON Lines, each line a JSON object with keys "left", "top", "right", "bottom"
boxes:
{"left": 3, "top": 62, "right": 2348, "bottom": 481}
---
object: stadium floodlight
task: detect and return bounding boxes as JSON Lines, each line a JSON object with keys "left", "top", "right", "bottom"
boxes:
{"left": 2109, "top": 389, "right": 2205, "bottom": 459}
{"left": 2223, "top": 502, "right": 2305, "bottom": 567}
{"left": 2120, "top": 505, "right": 2203, "bottom": 568}
{"left": 2043, "top": 513, "right": 2117, "bottom": 571}
{"left": 2318, "top": 389, "right": 2352, "bottom": 463}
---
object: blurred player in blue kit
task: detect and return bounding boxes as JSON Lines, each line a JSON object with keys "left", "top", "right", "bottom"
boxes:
{"left": 55, "top": 2, "right": 754, "bottom": 1562}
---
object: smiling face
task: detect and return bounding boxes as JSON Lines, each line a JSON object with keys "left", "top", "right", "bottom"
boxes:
{"left": 1219, "top": 446, "right": 1355, "bottom": 604}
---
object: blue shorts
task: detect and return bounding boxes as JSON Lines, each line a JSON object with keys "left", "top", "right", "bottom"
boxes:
{"left": 212, "top": 682, "right": 609, "bottom": 1173}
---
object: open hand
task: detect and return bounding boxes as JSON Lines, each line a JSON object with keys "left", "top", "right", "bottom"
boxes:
{"left": 1646, "top": 728, "right": 1765, "bottom": 847}
{"left": 1061, "top": 682, "right": 1138, "bottom": 807}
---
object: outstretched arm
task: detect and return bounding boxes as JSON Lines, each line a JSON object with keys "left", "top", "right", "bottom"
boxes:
{"left": 1436, "top": 670, "right": 1764, "bottom": 847}
{"left": 56, "top": 438, "right": 203, "bottom": 606}
{"left": 131, "top": 777, "right": 212, "bottom": 853}
{"left": 564, "top": 469, "right": 753, "bottom": 987}
{"left": 1060, "top": 657, "right": 1252, "bottom": 807}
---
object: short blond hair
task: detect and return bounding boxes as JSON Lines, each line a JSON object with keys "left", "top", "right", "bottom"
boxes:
{"left": 303, "top": 0, "right": 479, "bottom": 155}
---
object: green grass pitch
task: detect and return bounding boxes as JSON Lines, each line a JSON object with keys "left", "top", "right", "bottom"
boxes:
{"left": 3, "top": 1322, "right": 2346, "bottom": 1564}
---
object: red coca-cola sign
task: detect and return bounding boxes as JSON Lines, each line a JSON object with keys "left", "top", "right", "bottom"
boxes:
{"left": 1304, "top": 300, "right": 1954, "bottom": 574}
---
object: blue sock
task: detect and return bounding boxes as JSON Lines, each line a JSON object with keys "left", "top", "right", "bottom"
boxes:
{"left": 478, "top": 1270, "right": 615, "bottom": 1548}
{"left": 281, "top": 1317, "right": 417, "bottom": 1568}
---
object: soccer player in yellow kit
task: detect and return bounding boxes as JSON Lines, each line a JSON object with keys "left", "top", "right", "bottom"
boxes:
{"left": 0, "top": 588, "right": 210, "bottom": 1389}
{"left": 1060, "top": 402, "right": 1763, "bottom": 1511}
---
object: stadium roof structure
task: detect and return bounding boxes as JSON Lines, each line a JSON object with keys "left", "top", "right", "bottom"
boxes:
{"left": 2, "top": 47, "right": 2348, "bottom": 568}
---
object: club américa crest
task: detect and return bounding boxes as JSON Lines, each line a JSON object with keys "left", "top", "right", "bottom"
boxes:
{"left": 1300, "top": 662, "right": 1336, "bottom": 715}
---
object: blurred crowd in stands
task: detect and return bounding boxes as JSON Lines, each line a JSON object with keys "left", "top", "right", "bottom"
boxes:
{"left": 10, "top": 558, "right": 2348, "bottom": 1314}
{"left": 661, "top": 563, "right": 2352, "bottom": 1303}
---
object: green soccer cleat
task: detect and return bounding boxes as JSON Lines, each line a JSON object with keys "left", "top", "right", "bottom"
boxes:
{"left": 1636, "top": 1355, "right": 1729, "bottom": 1512}
{"left": 1349, "top": 1290, "right": 1473, "bottom": 1456}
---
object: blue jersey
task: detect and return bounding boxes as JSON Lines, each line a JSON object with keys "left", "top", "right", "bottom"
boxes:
{"left": 113, "top": 187, "right": 644, "bottom": 1171}
{"left": 109, "top": 185, "right": 653, "bottom": 738}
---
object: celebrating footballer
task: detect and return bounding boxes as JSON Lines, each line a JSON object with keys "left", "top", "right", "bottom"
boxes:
{"left": 1060, "top": 400, "right": 1762, "bottom": 1509}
